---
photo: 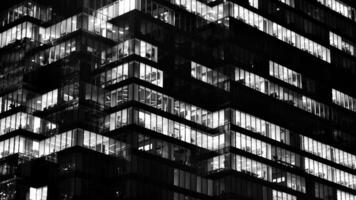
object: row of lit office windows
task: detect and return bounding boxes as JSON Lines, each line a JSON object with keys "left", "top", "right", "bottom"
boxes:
{"left": 301, "top": 135, "right": 356, "bottom": 170}
{"left": 101, "top": 39, "right": 158, "bottom": 65}
{"left": 101, "top": 82, "right": 227, "bottom": 130}
{"left": 235, "top": 67, "right": 330, "bottom": 119}
{"left": 0, "top": 84, "right": 77, "bottom": 114}
{"left": 207, "top": 154, "right": 307, "bottom": 193}
{"left": 272, "top": 189, "right": 296, "bottom": 200}
{"left": 105, "top": 86, "right": 129, "bottom": 108}
{"left": 0, "top": 13, "right": 117, "bottom": 49}
{"left": 105, "top": 107, "right": 224, "bottom": 152}
{"left": 0, "top": 22, "right": 39, "bottom": 48}
{"left": 316, "top": 0, "right": 355, "bottom": 20}
{"left": 98, "top": 63, "right": 129, "bottom": 87}
{"left": 31, "top": 38, "right": 77, "bottom": 66}
{"left": 39, "top": 13, "right": 118, "bottom": 43}
{"left": 135, "top": 85, "right": 226, "bottom": 129}
{"left": 0, "top": 0, "right": 52, "bottom": 27}
{"left": 233, "top": 110, "right": 291, "bottom": 145}
{"left": 94, "top": 0, "right": 137, "bottom": 21}
{"left": 0, "top": 129, "right": 127, "bottom": 161}
{"left": 138, "top": 134, "right": 192, "bottom": 166}
{"left": 27, "top": 89, "right": 58, "bottom": 111}
{"left": 98, "top": 61, "right": 163, "bottom": 88}
{"left": 191, "top": 61, "right": 230, "bottom": 91}
{"left": 337, "top": 190, "right": 356, "bottom": 200}
{"left": 329, "top": 32, "right": 355, "bottom": 56}
{"left": 0, "top": 88, "right": 30, "bottom": 113}
{"left": 191, "top": 62, "right": 329, "bottom": 119}
{"left": 40, "top": 129, "right": 127, "bottom": 158}
{"left": 139, "top": 62, "right": 163, "bottom": 87}
{"left": 0, "top": 112, "right": 56, "bottom": 136}
{"left": 232, "top": 131, "right": 300, "bottom": 168}
{"left": 305, "top": 158, "right": 356, "bottom": 190}
{"left": 167, "top": 0, "right": 223, "bottom": 21}
{"left": 228, "top": 2, "right": 331, "bottom": 62}
{"left": 269, "top": 61, "right": 302, "bottom": 89}
{"left": 279, "top": 0, "right": 355, "bottom": 22}
{"left": 105, "top": 108, "right": 130, "bottom": 132}
{"left": 129, "top": 108, "right": 224, "bottom": 150}
{"left": 26, "top": 83, "right": 78, "bottom": 112}
{"left": 332, "top": 89, "right": 356, "bottom": 112}
{"left": 0, "top": 136, "right": 38, "bottom": 159}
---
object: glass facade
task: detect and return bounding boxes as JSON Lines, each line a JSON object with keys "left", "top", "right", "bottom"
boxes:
{"left": 0, "top": 0, "right": 355, "bottom": 199}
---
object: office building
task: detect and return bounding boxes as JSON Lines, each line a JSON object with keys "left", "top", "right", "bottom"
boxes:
{"left": 0, "top": 0, "right": 356, "bottom": 199}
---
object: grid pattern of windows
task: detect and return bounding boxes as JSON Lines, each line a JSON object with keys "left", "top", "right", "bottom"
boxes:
{"left": 272, "top": 189, "right": 296, "bottom": 200}
{"left": 134, "top": 85, "right": 227, "bottom": 128}
{"left": 32, "top": 38, "right": 77, "bottom": 66}
{"left": 228, "top": 2, "right": 331, "bottom": 62}
{"left": 332, "top": 89, "right": 356, "bottom": 112}
{"left": 337, "top": 190, "right": 356, "bottom": 200}
{"left": 233, "top": 110, "right": 291, "bottom": 145}
{"left": 330, "top": 32, "right": 355, "bottom": 56}
{"left": 138, "top": 134, "right": 192, "bottom": 165}
{"left": 0, "top": 22, "right": 40, "bottom": 48}
{"left": 231, "top": 154, "right": 306, "bottom": 193}
{"left": 28, "top": 89, "right": 58, "bottom": 111}
{"left": 269, "top": 61, "right": 302, "bottom": 88}
{"left": 39, "top": 129, "right": 127, "bottom": 157}
{"left": 0, "top": 112, "right": 56, "bottom": 135}
{"left": 0, "top": 0, "right": 355, "bottom": 199}
{"left": 316, "top": 0, "right": 355, "bottom": 20}
{"left": 191, "top": 61, "right": 229, "bottom": 91}
{"left": 105, "top": 86, "right": 129, "bottom": 108}
{"left": 301, "top": 135, "right": 356, "bottom": 170}
{"left": 101, "top": 39, "right": 158, "bottom": 65}
{"left": 106, "top": 108, "right": 129, "bottom": 131}
{"left": 98, "top": 63, "right": 129, "bottom": 87}
{"left": 0, "top": 0, "right": 52, "bottom": 27}
{"left": 139, "top": 63, "right": 163, "bottom": 87}
{"left": 94, "top": 0, "right": 138, "bottom": 20}
{"left": 0, "top": 89, "right": 30, "bottom": 113}
{"left": 235, "top": 68, "right": 330, "bottom": 119}
{"left": 0, "top": 136, "right": 39, "bottom": 159}
{"left": 304, "top": 158, "right": 356, "bottom": 190}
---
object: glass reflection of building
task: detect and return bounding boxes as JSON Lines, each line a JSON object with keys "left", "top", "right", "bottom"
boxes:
{"left": 0, "top": 0, "right": 355, "bottom": 200}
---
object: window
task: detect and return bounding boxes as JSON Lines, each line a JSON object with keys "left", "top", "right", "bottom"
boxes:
{"left": 332, "top": 89, "right": 356, "bottom": 112}
{"left": 191, "top": 61, "right": 229, "bottom": 91}
{"left": 269, "top": 61, "right": 302, "bottom": 88}
{"left": 137, "top": 63, "right": 163, "bottom": 87}
{"left": 29, "top": 186, "right": 47, "bottom": 200}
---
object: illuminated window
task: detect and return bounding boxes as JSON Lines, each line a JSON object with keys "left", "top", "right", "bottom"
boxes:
{"left": 28, "top": 186, "right": 47, "bottom": 200}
